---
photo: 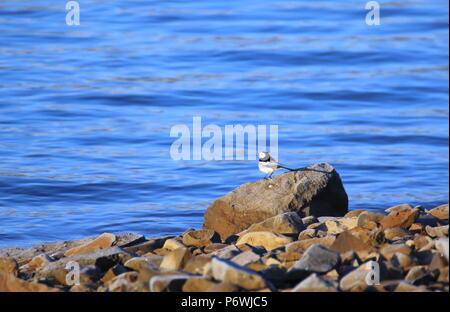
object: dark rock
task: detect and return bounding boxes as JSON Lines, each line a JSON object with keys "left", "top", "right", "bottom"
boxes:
{"left": 203, "top": 163, "right": 348, "bottom": 238}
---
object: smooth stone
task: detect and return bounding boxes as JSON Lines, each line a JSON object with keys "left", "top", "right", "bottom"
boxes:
{"left": 291, "top": 273, "right": 337, "bottom": 292}
{"left": 427, "top": 204, "right": 449, "bottom": 221}
{"left": 210, "top": 257, "right": 268, "bottom": 290}
{"left": 244, "top": 212, "right": 305, "bottom": 235}
{"left": 236, "top": 231, "right": 292, "bottom": 251}
{"left": 182, "top": 229, "right": 220, "bottom": 247}
{"left": 159, "top": 247, "right": 192, "bottom": 272}
{"left": 380, "top": 209, "right": 420, "bottom": 229}
{"left": 203, "top": 163, "right": 348, "bottom": 239}
{"left": 64, "top": 233, "right": 116, "bottom": 257}
{"left": 286, "top": 236, "right": 336, "bottom": 252}
{"left": 290, "top": 244, "right": 339, "bottom": 273}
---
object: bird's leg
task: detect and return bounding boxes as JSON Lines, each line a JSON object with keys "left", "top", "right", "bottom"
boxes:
{"left": 268, "top": 172, "right": 274, "bottom": 179}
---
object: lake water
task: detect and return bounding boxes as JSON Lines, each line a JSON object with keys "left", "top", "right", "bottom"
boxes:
{"left": 0, "top": 0, "right": 448, "bottom": 247}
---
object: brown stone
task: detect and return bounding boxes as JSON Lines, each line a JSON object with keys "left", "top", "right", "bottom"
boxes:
{"left": 244, "top": 212, "right": 305, "bottom": 235}
{"left": 210, "top": 257, "right": 268, "bottom": 290}
{"left": 291, "top": 273, "right": 337, "bottom": 292}
{"left": 425, "top": 225, "right": 448, "bottom": 238}
{"left": 20, "top": 254, "right": 52, "bottom": 273}
{"left": 384, "top": 227, "right": 411, "bottom": 240}
{"left": 330, "top": 231, "right": 373, "bottom": 256}
{"left": 344, "top": 209, "right": 366, "bottom": 218}
{"left": 414, "top": 235, "right": 434, "bottom": 252}
{"left": 236, "top": 231, "right": 292, "bottom": 251}
{"left": 162, "top": 238, "right": 185, "bottom": 251}
{"left": 64, "top": 233, "right": 116, "bottom": 257}
{"left": 0, "top": 271, "right": 59, "bottom": 292}
{"left": 0, "top": 257, "right": 18, "bottom": 276}
{"left": 203, "top": 163, "right": 348, "bottom": 239}
{"left": 203, "top": 243, "right": 229, "bottom": 254}
{"left": 181, "top": 277, "right": 238, "bottom": 292}
{"left": 428, "top": 204, "right": 449, "bottom": 221}
{"left": 324, "top": 218, "right": 358, "bottom": 234}
{"left": 182, "top": 229, "right": 220, "bottom": 247}
{"left": 380, "top": 208, "right": 420, "bottom": 229}
{"left": 357, "top": 211, "right": 385, "bottom": 228}
{"left": 183, "top": 255, "right": 212, "bottom": 275}
{"left": 380, "top": 244, "right": 411, "bottom": 260}
{"left": 298, "top": 228, "right": 316, "bottom": 240}
{"left": 159, "top": 247, "right": 192, "bottom": 272}
{"left": 285, "top": 236, "right": 336, "bottom": 252}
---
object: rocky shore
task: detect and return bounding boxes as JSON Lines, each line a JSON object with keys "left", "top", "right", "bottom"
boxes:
{"left": 0, "top": 163, "right": 448, "bottom": 292}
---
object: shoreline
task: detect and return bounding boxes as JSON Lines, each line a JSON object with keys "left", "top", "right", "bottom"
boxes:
{"left": 1, "top": 202, "right": 448, "bottom": 292}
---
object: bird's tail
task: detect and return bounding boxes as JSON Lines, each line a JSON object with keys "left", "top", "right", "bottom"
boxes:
{"left": 278, "top": 164, "right": 308, "bottom": 172}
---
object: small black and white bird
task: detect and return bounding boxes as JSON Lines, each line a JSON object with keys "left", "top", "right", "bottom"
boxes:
{"left": 258, "top": 151, "right": 293, "bottom": 179}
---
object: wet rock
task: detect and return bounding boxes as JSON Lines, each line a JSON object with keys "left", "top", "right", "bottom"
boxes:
{"left": 0, "top": 257, "right": 18, "bottom": 276}
{"left": 64, "top": 233, "right": 116, "bottom": 257}
{"left": 159, "top": 247, "right": 192, "bottom": 272}
{"left": 286, "top": 236, "right": 336, "bottom": 252}
{"left": 428, "top": 204, "right": 449, "bottom": 221}
{"left": 203, "top": 163, "right": 348, "bottom": 238}
{"left": 425, "top": 225, "right": 448, "bottom": 238}
{"left": 0, "top": 271, "right": 59, "bottom": 292}
{"left": 182, "top": 229, "right": 220, "bottom": 247}
{"left": 236, "top": 231, "right": 292, "bottom": 251}
{"left": 290, "top": 244, "right": 340, "bottom": 273}
{"left": 210, "top": 257, "right": 268, "bottom": 290}
{"left": 291, "top": 273, "right": 337, "bottom": 292}
{"left": 380, "top": 208, "right": 420, "bottom": 229}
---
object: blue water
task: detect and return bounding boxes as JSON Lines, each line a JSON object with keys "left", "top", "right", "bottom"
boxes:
{"left": 0, "top": 1, "right": 448, "bottom": 247}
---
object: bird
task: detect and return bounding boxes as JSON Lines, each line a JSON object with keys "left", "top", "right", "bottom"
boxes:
{"left": 258, "top": 151, "right": 293, "bottom": 179}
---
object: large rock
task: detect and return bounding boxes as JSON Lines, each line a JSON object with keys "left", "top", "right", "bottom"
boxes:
{"left": 203, "top": 163, "right": 348, "bottom": 238}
